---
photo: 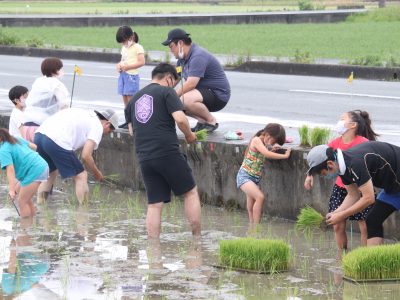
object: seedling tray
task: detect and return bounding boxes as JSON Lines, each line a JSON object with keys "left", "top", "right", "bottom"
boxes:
{"left": 343, "top": 276, "right": 400, "bottom": 284}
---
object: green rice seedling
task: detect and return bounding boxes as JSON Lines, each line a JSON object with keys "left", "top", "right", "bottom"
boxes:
{"left": 219, "top": 238, "right": 290, "bottom": 273}
{"left": 298, "top": 124, "right": 310, "bottom": 147}
{"left": 295, "top": 206, "right": 325, "bottom": 234}
{"left": 195, "top": 129, "right": 208, "bottom": 141}
{"left": 310, "top": 127, "right": 331, "bottom": 147}
{"left": 343, "top": 243, "right": 400, "bottom": 281}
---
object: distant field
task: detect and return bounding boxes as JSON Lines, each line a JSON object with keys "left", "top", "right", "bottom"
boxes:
{"left": 2, "top": 21, "right": 399, "bottom": 62}
{"left": 0, "top": 0, "right": 380, "bottom": 14}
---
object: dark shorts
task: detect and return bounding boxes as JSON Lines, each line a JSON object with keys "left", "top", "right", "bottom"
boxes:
{"left": 329, "top": 184, "right": 372, "bottom": 221}
{"left": 139, "top": 153, "right": 196, "bottom": 204}
{"left": 197, "top": 87, "right": 227, "bottom": 112}
{"left": 34, "top": 133, "right": 84, "bottom": 179}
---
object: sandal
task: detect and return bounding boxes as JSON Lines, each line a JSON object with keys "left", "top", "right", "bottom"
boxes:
{"left": 202, "top": 122, "right": 219, "bottom": 133}
{"left": 191, "top": 122, "right": 203, "bottom": 132}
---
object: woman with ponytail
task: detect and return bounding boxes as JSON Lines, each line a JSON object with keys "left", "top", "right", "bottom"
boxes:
{"left": 304, "top": 110, "right": 378, "bottom": 259}
{"left": 0, "top": 128, "right": 48, "bottom": 217}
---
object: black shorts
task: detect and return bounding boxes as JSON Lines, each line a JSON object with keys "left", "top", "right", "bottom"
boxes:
{"left": 197, "top": 87, "right": 227, "bottom": 112}
{"left": 139, "top": 153, "right": 196, "bottom": 204}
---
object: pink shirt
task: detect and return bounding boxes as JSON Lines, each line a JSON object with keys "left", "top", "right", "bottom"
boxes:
{"left": 328, "top": 135, "right": 368, "bottom": 188}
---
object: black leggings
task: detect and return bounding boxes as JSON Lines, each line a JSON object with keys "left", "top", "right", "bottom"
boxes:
{"left": 366, "top": 200, "right": 396, "bottom": 239}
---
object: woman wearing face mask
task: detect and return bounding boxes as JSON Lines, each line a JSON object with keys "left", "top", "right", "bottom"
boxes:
{"left": 116, "top": 25, "right": 145, "bottom": 129}
{"left": 22, "top": 57, "right": 69, "bottom": 142}
{"left": 304, "top": 110, "right": 379, "bottom": 259}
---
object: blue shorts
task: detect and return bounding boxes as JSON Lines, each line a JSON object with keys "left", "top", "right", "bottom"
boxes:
{"left": 377, "top": 190, "right": 400, "bottom": 210}
{"left": 118, "top": 72, "right": 140, "bottom": 96}
{"left": 34, "top": 133, "right": 85, "bottom": 179}
{"left": 236, "top": 167, "right": 261, "bottom": 188}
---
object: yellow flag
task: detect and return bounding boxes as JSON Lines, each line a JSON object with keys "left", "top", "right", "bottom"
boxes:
{"left": 176, "top": 66, "right": 182, "bottom": 74}
{"left": 74, "top": 65, "right": 82, "bottom": 76}
{"left": 347, "top": 71, "right": 353, "bottom": 83}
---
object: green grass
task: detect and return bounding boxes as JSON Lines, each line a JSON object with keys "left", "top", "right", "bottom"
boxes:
{"left": 219, "top": 238, "right": 290, "bottom": 272}
{"left": 309, "top": 127, "right": 331, "bottom": 147}
{"left": 295, "top": 206, "right": 324, "bottom": 233}
{"left": 343, "top": 244, "right": 400, "bottom": 281}
{"left": 0, "top": 1, "right": 312, "bottom": 14}
{"left": 1, "top": 21, "right": 399, "bottom": 62}
{"left": 298, "top": 125, "right": 310, "bottom": 146}
{"left": 347, "top": 6, "right": 400, "bottom": 22}
{"left": 0, "top": 0, "right": 381, "bottom": 15}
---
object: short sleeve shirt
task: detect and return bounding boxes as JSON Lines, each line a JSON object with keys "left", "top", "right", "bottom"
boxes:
{"left": 9, "top": 108, "right": 24, "bottom": 138}
{"left": 328, "top": 135, "right": 368, "bottom": 188}
{"left": 125, "top": 83, "right": 183, "bottom": 162}
{"left": 340, "top": 141, "right": 400, "bottom": 194}
{"left": 177, "top": 43, "right": 231, "bottom": 102}
{"left": 121, "top": 43, "right": 145, "bottom": 75}
{"left": 37, "top": 108, "right": 103, "bottom": 150}
{"left": 0, "top": 138, "right": 48, "bottom": 186}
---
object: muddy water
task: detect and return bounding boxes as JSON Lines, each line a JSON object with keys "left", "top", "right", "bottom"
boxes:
{"left": 0, "top": 182, "right": 398, "bottom": 300}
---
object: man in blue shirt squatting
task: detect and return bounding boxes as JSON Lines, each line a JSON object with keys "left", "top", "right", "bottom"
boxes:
{"left": 162, "top": 28, "right": 231, "bottom": 133}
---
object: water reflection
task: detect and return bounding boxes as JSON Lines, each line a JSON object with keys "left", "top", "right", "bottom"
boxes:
{"left": 0, "top": 182, "right": 398, "bottom": 299}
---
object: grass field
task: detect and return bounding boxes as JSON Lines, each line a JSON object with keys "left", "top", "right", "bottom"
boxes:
{"left": 0, "top": 0, "right": 380, "bottom": 14}
{"left": 1, "top": 21, "right": 399, "bottom": 63}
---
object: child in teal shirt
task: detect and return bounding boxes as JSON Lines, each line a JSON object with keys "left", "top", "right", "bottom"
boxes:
{"left": 0, "top": 128, "right": 48, "bottom": 217}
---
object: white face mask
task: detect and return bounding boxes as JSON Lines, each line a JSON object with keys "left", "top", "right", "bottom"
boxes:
{"left": 19, "top": 97, "right": 26, "bottom": 108}
{"left": 335, "top": 120, "right": 348, "bottom": 135}
{"left": 178, "top": 45, "right": 184, "bottom": 59}
{"left": 124, "top": 40, "right": 133, "bottom": 48}
{"left": 56, "top": 69, "right": 64, "bottom": 79}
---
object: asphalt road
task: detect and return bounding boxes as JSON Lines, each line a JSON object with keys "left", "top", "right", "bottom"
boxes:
{"left": 1, "top": 55, "right": 399, "bottom": 145}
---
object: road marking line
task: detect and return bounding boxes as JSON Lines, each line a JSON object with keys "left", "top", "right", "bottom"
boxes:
{"left": 290, "top": 89, "right": 400, "bottom": 100}
{"left": 0, "top": 72, "right": 150, "bottom": 81}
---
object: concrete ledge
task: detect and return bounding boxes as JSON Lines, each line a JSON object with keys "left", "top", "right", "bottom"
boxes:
{"left": 0, "top": 10, "right": 365, "bottom": 27}
{"left": 0, "top": 113, "right": 399, "bottom": 239}
{"left": 234, "top": 61, "right": 400, "bottom": 81}
{"left": 1, "top": 45, "right": 398, "bottom": 81}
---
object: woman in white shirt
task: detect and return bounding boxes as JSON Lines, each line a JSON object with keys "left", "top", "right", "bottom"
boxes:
{"left": 22, "top": 57, "right": 69, "bottom": 142}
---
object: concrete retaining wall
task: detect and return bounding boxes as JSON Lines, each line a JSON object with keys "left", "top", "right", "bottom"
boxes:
{"left": 0, "top": 10, "right": 365, "bottom": 27}
{"left": 236, "top": 61, "right": 400, "bottom": 81}
{"left": 1, "top": 45, "right": 398, "bottom": 81}
{"left": 1, "top": 113, "right": 398, "bottom": 239}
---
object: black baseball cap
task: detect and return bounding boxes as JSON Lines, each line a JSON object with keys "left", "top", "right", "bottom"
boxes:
{"left": 162, "top": 28, "right": 190, "bottom": 46}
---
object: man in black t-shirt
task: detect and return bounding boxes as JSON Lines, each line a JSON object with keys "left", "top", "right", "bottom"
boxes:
{"left": 125, "top": 63, "right": 201, "bottom": 238}
{"left": 307, "top": 142, "right": 400, "bottom": 246}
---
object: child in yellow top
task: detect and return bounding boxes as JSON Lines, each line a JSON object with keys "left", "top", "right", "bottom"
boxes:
{"left": 116, "top": 25, "right": 145, "bottom": 128}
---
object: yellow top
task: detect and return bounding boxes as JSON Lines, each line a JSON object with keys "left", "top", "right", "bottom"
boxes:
{"left": 120, "top": 43, "right": 145, "bottom": 75}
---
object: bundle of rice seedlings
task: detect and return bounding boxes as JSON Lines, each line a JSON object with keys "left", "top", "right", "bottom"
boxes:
{"left": 195, "top": 129, "right": 208, "bottom": 141}
{"left": 298, "top": 125, "right": 310, "bottom": 147}
{"left": 310, "top": 127, "right": 331, "bottom": 147}
{"left": 295, "top": 206, "right": 325, "bottom": 233}
{"left": 103, "top": 174, "right": 120, "bottom": 186}
{"left": 219, "top": 238, "right": 290, "bottom": 273}
{"left": 343, "top": 244, "right": 400, "bottom": 281}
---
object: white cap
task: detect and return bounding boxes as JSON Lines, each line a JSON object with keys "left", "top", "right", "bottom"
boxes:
{"left": 95, "top": 109, "right": 119, "bottom": 129}
{"left": 306, "top": 145, "right": 329, "bottom": 175}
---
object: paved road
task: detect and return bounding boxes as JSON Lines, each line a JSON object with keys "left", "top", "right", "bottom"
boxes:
{"left": 1, "top": 55, "right": 399, "bottom": 145}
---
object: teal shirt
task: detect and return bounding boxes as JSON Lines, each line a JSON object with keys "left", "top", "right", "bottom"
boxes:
{"left": 0, "top": 138, "right": 48, "bottom": 186}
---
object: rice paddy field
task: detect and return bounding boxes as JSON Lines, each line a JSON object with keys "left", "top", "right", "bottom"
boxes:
{"left": 0, "top": 180, "right": 399, "bottom": 299}
{"left": 1, "top": 17, "right": 400, "bottom": 63}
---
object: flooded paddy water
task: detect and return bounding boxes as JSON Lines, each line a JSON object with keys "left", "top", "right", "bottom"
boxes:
{"left": 0, "top": 181, "right": 399, "bottom": 300}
